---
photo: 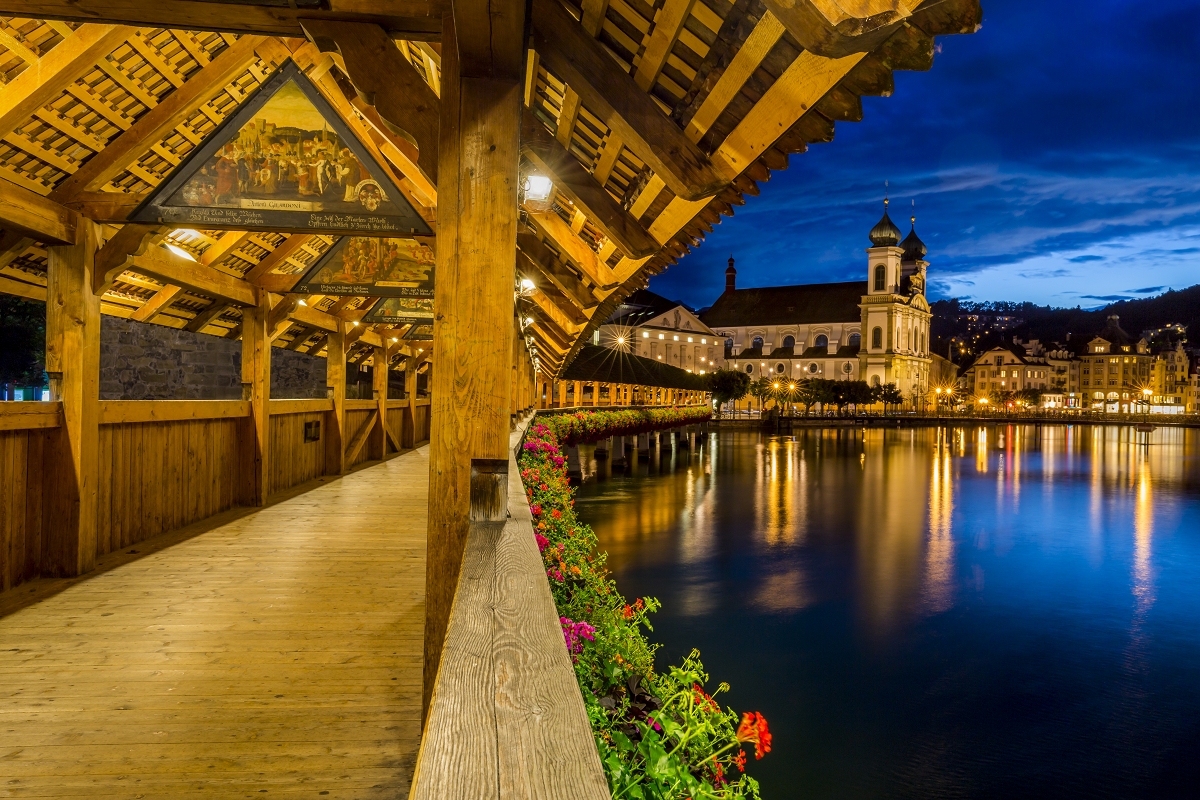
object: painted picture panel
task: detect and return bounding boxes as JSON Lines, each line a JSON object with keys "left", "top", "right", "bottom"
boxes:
{"left": 363, "top": 297, "right": 435, "bottom": 326}
{"left": 131, "top": 63, "right": 432, "bottom": 236}
{"left": 290, "top": 236, "right": 435, "bottom": 296}
{"left": 404, "top": 324, "right": 434, "bottom": 341}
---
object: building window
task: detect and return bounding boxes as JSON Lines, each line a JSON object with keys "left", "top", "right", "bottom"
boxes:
{"left": 874, "top": 264, "right": 886, "bottom": 291}
{"left": 808, "top": 363, "right": 819, "bottom": 374}
{"left": 782, "top": 335, "right": 795, "bottom": 348}
{"left": 776, "top": 363, "right": 786, "bottom": 374}
{"left": 745, "top": 364, "right": 754, "bottom": 374}
{"left": 871, "top": 327, "right": 882, "bottom": 349}
{"left": 849, "top": 332, "right": 861, "bottom": 348}
{"left": 815, "top": 334, "right": 828, "bottom": 348}
{"left": 725, "top": 337, "right": 734, "bottom": 350}
{"left": 752, "top": 336, "right": 764, "bottom": 349}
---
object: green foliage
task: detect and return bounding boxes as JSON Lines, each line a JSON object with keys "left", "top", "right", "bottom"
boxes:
{"left": 1014, "top": 387, "right": 1043, "bottom": 407}
{"left": 706, "top": 370, "right": 752, "bottom": 407}
{"left": 876, "top": 383, "right": 904, "bottom": 410}
{"left": 0, "top": 296, "right": 46, "bottom": 389}
{"left": 520, "top": 408, "right": 770, "bottom": 799}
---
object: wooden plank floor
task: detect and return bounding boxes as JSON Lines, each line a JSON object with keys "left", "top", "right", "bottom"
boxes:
{"left": 0, "top": 447, "right": 428, "bottom": 799}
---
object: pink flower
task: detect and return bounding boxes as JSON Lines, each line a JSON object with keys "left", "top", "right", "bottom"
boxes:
{"left": 535, "top": 533, "right": 549, "bottom": 553}
{"left": 530, "top": 504, "right": 542, "bottom": 516}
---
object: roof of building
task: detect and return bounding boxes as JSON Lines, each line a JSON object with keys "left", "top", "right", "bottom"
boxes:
{"left": 560, "top": 343, "right": 709, "bottom": 390}
{"left": 701, "top": 281, "right": 867, "bottom": 328}
{"left": 604, "top": 289, "right": 690, "bottom": 327}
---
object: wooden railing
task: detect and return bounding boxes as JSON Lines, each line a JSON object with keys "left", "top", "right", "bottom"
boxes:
{"left": 410, "top": 417, "right": 609, "bottom": 799}
{"left": 0, "top": 395, "right": 433, "bottom": 596}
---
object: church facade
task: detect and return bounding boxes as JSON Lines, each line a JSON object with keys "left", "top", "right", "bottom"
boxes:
{"left": 700, "top": 203, "right": 934, "bottom": 402}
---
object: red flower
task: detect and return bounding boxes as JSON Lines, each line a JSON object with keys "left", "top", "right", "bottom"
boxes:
{"left": 710, "top": 758, "right": 726, "bottom": 787}
{"left": 734, "top": 750, "right": 747, "bottom": 772}
{"left": 736, "top": 711, "right": 772, "bottom": 759}
{"left": 551, "top": 509, "right": 562, "bottom": 520}
{"left": 622, "top": 604, "right": 633, "bottom": 620}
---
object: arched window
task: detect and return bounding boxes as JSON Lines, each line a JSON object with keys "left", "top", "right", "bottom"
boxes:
{"left": 872, "top": 375, "right": 881, "bottom": 387}
{"left": 871, "top": 327, "right": 883, "bottom": 350}
{"left": 776, "top": 363, "right": 786, "bottom": 374}
{"left": 782, "top": 335, "right": 795, "bottom": 348}
{"left": 848, "top": 332, "right": 861, "bottom": 349}
{"left": 815, "top": 334, "right": 828, "bottom": 349}
{"left": 874, "top": 264, "right": 886, "bottom": 291}
{"left": 752, "top": 336, "right": 764, "bottom": 349}
{"left": 745, "top": 364, "right": 754, "bottom": 374}
{"left": 725, "top": 337, "right": 734, "bottom": 350}
{"left": 920, "top": 332, "right": 925, "bottom": 354}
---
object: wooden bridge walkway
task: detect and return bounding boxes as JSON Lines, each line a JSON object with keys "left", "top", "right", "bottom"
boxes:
{"left": 0, "top": 447, "right": 428, "bottom": 799}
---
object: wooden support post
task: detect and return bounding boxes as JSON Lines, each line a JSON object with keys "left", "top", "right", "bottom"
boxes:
{"left": 370, "top": 346, "right": 387, "bottom": 460}
{"left": 574, "top": 380, "right": 583, "bottom": 408}
{"left": 44, "top": 219, "right": 100, "bottom": 577}
{"left": 240, "top": 296, "right": 270, "bottom": 506}
{"left": 325, "top": 322, "right": 346, "bottom": 475}
{"left": 425, "top": 1, "right": 527, "bottom": 719}
{"left": 402, "top": 358, "right": 418, "bottom": 448}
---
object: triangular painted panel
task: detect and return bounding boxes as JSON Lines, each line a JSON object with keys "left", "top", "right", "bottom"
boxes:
{"left": 403, "top": 324, "right": 433, "bottom": 341}
{"left": 362, "top": 296, "right": 435, "bottom": 326}
{"left": 291, "top": 236, "right": 435, "bottom": 296}
{"left": 131, "top": 62, "right": 432, "bottom": 236}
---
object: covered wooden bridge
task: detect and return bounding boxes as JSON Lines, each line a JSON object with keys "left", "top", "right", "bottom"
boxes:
{"left": 0, "top": 0, "right": 980, "bottom": 795}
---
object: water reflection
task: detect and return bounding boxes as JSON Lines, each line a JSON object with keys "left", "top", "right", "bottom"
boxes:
{"left": 575, "top": 425, "right": 1200, "bottom": 799}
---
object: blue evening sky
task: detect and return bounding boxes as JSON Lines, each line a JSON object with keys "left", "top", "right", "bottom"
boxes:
{"left": 647, "top": 0, "right": 1200, "bottom": 311}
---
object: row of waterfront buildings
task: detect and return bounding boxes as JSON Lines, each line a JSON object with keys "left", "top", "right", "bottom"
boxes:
{"left": 595, "top": 206, "right": 1198, "bottom": 414}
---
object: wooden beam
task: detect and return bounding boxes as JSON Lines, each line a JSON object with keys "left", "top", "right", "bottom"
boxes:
{"left": 243, "top": 234, "right": 312, "bottom": 283}
{"left": 344, "top": 409, "right": 378, "bottom": 464}
{"left": 284, "top": 326, "right": 314, "bottom": 350}
{"left": 130, "top": 283, "right": 182, "bottom": 322}
{"left": 61, "top": 191, "right": 146, "bottom": 223}
{"left": 633, "top": 0, "right": 697, "bottom": 91}
{"left": 124, "top": 248, "right": 259, "bottom": 306}
{"left": 516, "top": 235, "right": 599, "bottom": 311}
{"left": 43, "top": 219, "right": 101, "bottom": 577}
{"left": 529, "top": 279, "right": 587, "bottom": 326}
{"left": 0, "top": 176, "right": 80, "bottom": 245}
{"left": 531, "top": 0, "right": 725, "bottom": 202}
{"left": 0, "top": 25, "right": 133, "bottom": 138}
{"left": 424, "top": 2, "right": 524, "bottom": 720}
{"left": 0, "top": 273, "right": 47, "bottom": 301}
{"left": 200, "top": 231, "right": 255, "bottom": 267}
{"left": 529, "top": 210, "right": 617, "bottom": 289}
{"left": 184, "top": 300, "right": 230, "bottom": 333}
{"left": 240, "top": 295, "right": 270, "bottom": 506}
{"left": 520, "top": 111, "right": 658, "bottom": 258}
{"left": 370, "top": 345, "right": 387, "bottom": 459}
{"left": 0, "top": 1, "right": 444, "bottom": 39}
{"left": 52, "top": 35, "right": 266, "bottom": 200}
{"left": 685, "top": 11, "right": 786, "bottom": 142}
{"left": 301, "top": 20, "right": 439, "bottom": 186}
{"left": 761, "top": 0, "right": 912, "bottom": 58}
{"left": 93, "top": 224, "right": 161, "bottom": 295}
{"left": 325, "top": 321, "right": 347, "bottom": 475}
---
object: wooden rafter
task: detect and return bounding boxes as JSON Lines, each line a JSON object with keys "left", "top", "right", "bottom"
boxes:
{"left": 0, "top": 176, "right": 80, "bottom": 244}
{"left": 0, "top": 1, "right": 444, "bottom": 39}
{"left": 531, "top": 0, "right": 726, "bottom": 202}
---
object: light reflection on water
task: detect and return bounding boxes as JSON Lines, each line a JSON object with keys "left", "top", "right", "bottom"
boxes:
{"left": 575, "top": 425, "right": 1200, "bottom": 799}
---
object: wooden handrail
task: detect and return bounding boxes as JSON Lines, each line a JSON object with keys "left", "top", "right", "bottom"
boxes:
{"left": 344, "top": 399, "right": 377, "bottom": 410}
{"left": 97, "top": 400, "right": 250, "bottom": 425}
{"left": 410, "top": 417, "right": 609, "bottom": 799}
{"left": 268, "top": 399, "right": 334, "bottom": 415}
{"left": 0, "top": 401, "right": 62, "bottom": 431}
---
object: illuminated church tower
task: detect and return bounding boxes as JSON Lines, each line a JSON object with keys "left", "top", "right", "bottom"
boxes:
{"left": 858, "top": 199, "right": 932, "bottom": 401}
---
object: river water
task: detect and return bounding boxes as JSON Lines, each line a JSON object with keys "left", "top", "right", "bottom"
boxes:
{"left": 574, "top": 426, "right": 1200, "bottom": 800}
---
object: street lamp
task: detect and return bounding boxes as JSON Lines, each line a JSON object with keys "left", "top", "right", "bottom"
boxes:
{"left": 978, "top": 397, "right": 988, "bottom": 417}
{"left": 935, "top": 386, "right": 942, "bottom": 418}
{"left": 1143, "top": 387, "right": 1152, "bottom": 424}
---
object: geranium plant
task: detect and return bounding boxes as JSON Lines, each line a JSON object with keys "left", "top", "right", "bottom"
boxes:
{"left": 520, "top": 407, "right": 769, "bottom": 799}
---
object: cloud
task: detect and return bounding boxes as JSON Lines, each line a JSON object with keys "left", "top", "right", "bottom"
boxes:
{"left": 1131, "top": 286, "right": 1165, "bottom": 293}
{"left": 1068, "top": 255, "right": 1105, "bottom": 263}
{"left": 1081, "top": 294, "right": 1136, "bottom": 301}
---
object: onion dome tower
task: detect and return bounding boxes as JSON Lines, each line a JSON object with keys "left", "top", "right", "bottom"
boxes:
{"left": 900, "top": 216, "right": 926, "bottom": 263}
{"left": 868, "top": 197, "right": 902, "bottom": 247}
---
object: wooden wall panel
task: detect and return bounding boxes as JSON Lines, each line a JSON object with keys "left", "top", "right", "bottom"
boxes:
{"left": 96, "top": 418, "right": 241, "bottom": 556}
{"left": 345, "top": 409, "right": 374, "bottom": 469}
{"left": 414, "top": 405, "right": 431, "bottom": 444}
{"left": 0, "top": 429, "right": 49, "bottom": 593}
{"left": 267, "top": 411, "right": 327, "bottom": 497}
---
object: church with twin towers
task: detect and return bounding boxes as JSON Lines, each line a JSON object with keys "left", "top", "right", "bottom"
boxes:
{"left": 600, "top": 202, "right": 940, "bottom": 405}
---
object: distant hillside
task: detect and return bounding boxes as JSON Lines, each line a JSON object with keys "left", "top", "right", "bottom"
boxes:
{"left": 930, "top": 284, "right": 1200, "bottom": 365}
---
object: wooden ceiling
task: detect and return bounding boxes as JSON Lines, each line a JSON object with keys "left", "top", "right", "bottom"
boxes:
{"left": 0, "top": 0, "right": 981, "bottom": 374}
